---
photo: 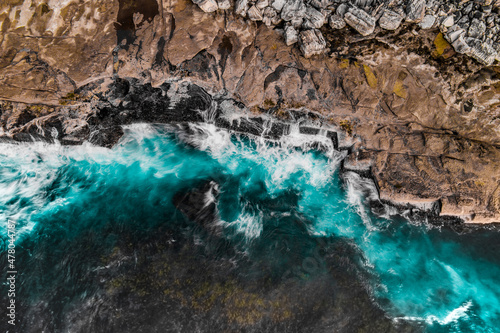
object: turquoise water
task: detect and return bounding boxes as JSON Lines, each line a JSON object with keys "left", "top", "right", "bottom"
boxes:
{"left": 1, "top": 123, "right": 500, "bottom": 332}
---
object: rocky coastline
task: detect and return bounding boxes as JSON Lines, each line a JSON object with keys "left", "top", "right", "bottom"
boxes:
{"left": 1, "top": 0, "right": 499, "bottom": 224}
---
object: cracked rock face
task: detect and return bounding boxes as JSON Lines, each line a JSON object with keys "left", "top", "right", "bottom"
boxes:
{"left": 1, "top": 0, "right": 500, "bottom": 225}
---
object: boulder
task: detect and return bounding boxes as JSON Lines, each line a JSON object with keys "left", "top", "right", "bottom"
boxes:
{"left": 465, "top": 38, "right": 497, "bottom": 65}
{"left": 217, "top": 0, "right": 231, "bottom": 10}
{"left": 378, "top": 9, "right": 403, "bottom": 30}
{"left": 281, "top": 0, "right": 307, "bottom": 21}
{"left": 263, "top": 7, "right": 279, "bottom": 26}
{"left": 235, "top": 0, "right": 249, "bottom": 16}
{"left": 309, "top": 0, "right": 332, "bottom": 9}
{"left": 299, "top": 29, "right": 326, "bottom": 57}
{"left": 330, "top": 14, "right": 347, "bottom": 29}
{"left": 285, "top": 24, "right": 299, "bottom": 45}
{"left": 405, "top": 0, "right": 426, "bottom": 23}
{"left": 192, "top": 0, "right": 219, "bottom": 12}
{"left": 248, "top": 5, "right": 263, "bottom": 21}
{"left": 441, "top": 15, "right": 454, "bottom": 27}
{"left": 336, "top": 3, "right": 348, "bottom": 16}
{"left": 344, "top": 6, "right": 376, "bottom": 36}
{"left": 256, "top": 0, "right": 269, "bottom": 9}
{"left": 271, "top": 0, "right": 286, "bottom": 11}
{"left": 419, "top": 15, "right": 436, "bottom": 29}
{"left": 305, "top": 6, "right": 326, "bottom": 28}
{"left": 468, "top": 18, "right": 487, "bottom": 38}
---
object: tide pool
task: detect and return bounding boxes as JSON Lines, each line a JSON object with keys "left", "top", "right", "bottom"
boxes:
{"left": 0, "top": 123, "right": 499, "bottom": 332}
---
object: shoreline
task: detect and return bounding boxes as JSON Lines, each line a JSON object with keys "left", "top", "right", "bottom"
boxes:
{"left": 1, "top": 76, "right": 498, "bottom": 227}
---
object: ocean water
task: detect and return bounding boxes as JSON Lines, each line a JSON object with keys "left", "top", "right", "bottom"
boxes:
{"left": 1, "top": 122, "right": 499, "bottom": 332}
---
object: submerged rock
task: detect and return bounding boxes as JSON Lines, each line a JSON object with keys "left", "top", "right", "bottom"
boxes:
{"left": 173, "top": 181, "right": 220, "bottom": 226}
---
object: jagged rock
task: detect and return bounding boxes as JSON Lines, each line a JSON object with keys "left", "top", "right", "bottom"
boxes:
{"left": 192, "top": 0, "right": 219, "bottom": 12}
{"left": 456, "top": 14, "right": 469, "bottom": 29}
{"left": 281, "top": 0, "right": 307, "bottom": 21}
{"left": 465, "top": 37, "right": 497, "bottom": 65}
{"left": 494, "top": 43, "right": 500, "bottom": 61}
{"left": 463, "top": 2, "right": 474, "bottom": 15}
{"left": 445, "top": 25, "right": 472, "bottom": 53}
{"left": 446, "top": 25, "right": 466, "bottom": 43}
{"left": 476, "top": 0, "right": 493, "bottom": 5}
{"left": 291, "top": 16, "right": 304, "bottom": 28}
{"left": 271, "top": 13, "right": 282, "bottom": 25}
{"left": 299, "top": 29, "right": 326, "bottom": 57}
{"left": 486, "top": 16, "right": 495, "bottom": 27}
{"left": 285, "top": 24, "right": 299, "bottom": 45}
{"left": 419, "top": 14, "right": 436, "bottom": 28}
{"left": 406, "top": 0, "right": 426, "bottom": 23}
{"left": 344, "top": 6, "right": 376, "bottom": 36}
{"left": 235, "top": 0, "right": 249, "bottom": 16}
{"left": 256, "top": 0, "right": 269, "bottom": 9}
{"left": 379, "top": 9, "right": 404, "bottom": 30}
{"left": 263, "top": 7, "right": 278, "bottom": 25}
{"left": 468, "top": 18, "right": 487, "bottom": 38}
{"left": 442, "top": 15, "right": 454, "bottom": 27}
{"left": 336, "top": 3, "right": 348, "bottom": 16}
{"left": 452, "top": 33, "right": 472, "bottom": 53}
{"left": 309, "top": 0, "right": 332, "bottom": 9}
{"left": 330, "top": 14, "right": 347, "bottom": 29}
{"left": 305, "top": 6, "right": 326, "bottom": 28}
{"left": 218, "top": 0, "right": 231, "bottom": 9}
{"left": 248, "top": 5, "right": 264, "bottom": 20}
{"left": 271, "top": 0, "right": 286, "bottom": 11}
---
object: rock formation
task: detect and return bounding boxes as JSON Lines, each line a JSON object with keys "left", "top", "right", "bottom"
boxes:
{"left": 0, "top": 0, "right": 499, "bottom": 224}
{"left": 191, "top": 0, "right": 500, "bottom": 65}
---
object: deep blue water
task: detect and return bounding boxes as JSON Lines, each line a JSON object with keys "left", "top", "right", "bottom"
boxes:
{"left": 1, "top": 123, "right": 500, "bottom": 332}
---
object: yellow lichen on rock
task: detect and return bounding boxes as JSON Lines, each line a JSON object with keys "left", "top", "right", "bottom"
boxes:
{"left": 338, "top": 58, "right": 349, "bottom": 69}
{"left": 432, "top": 33, "right": 454, "bottom": 59}
{"left": 363, "top": 64, "right": 377, "bottom": 89}
{"left": 339, "top": 119, "right": 353, "bottom": 135}
{"left": 393, "top": 79, "right": 407, "bottom": 99}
